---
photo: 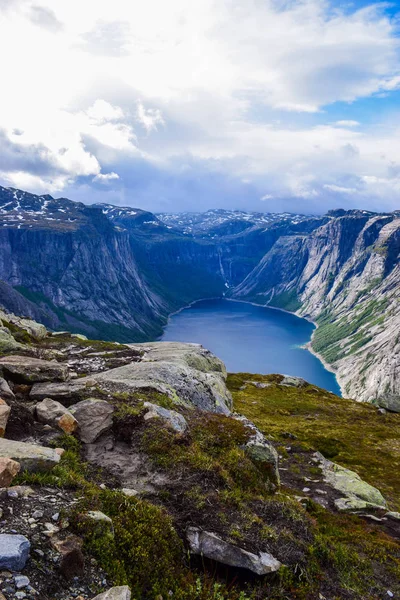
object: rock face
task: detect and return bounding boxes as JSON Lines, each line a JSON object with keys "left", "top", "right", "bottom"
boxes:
{"left": 143, "top": 402, "right": 188, "bottom": 434}
{"left": 0, "top": 534, "right": 30, "bottom": 570}
{"left": 187, "top": 528, "right": 282, "bottom": 575}
{"left": 94, "top": 342, "right": 232, "bottom": 415}
{"left": 0, "top": 356, "right": 69, "bottom": 384}
{"left": 69, "top": 399, "right": 114, "bottom": 443}
{"left": 231, "top": 212, "right": 400, "bottom": 408}
{"left": 35, "top": 398, "right": 78, "bottom": 434}
{"left": 314, "top": 452, "right": 387, "bottom": 508}
{"left": 0, "top": 438, "right": 61, "bottom": 472}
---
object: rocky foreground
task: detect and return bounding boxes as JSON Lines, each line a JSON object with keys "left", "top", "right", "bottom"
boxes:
{"left": 0, "top": 311, "right": 398, "bottom": 599}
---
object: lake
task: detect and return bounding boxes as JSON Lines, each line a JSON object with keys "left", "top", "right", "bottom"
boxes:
{"left": 161, "top": 298, "right": 341, "bottom": 395}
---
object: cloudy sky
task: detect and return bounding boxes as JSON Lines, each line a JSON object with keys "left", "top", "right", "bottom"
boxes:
{"left": 0, "top": 0, "right": 400, "bottom": 213}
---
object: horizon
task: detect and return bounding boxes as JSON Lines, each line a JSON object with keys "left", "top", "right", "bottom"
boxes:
{"left": 1, "top": 1, "right": 400, "bottom": 214}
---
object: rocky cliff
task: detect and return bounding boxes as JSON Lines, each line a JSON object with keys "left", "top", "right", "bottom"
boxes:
{"left": 231, "top": 211, "right": 400, "bottom": 409}
{"left": 0, "top": 185, "right": 399, "bottom": 410}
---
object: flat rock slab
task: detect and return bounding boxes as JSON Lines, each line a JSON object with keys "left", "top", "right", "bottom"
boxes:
{"left": 30, "top": 379, "right": 97, "bottom": 405}
{"left": 94, "top": 342, "right": 232, "bottom": 415}
{"left": 0, "top": 356, "right": 69, "bottom": 384}
{"left": 314, "top": 452, "right": 387, "bottom": 508}
{"left": 187, "top": 528, "right": 281, "bottom": 575}
{"left": 91, "top": 587, "right": 131, "bottom": 600}
{"left": 0, "top": 534, "right": 30, "bottom": 571}
{"left": 0, "top": 438, "right": 61, "bottom": 472}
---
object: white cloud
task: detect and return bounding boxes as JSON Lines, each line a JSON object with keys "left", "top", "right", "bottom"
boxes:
{"left": 0, "top": 0, "right": 399, "bottom": 211}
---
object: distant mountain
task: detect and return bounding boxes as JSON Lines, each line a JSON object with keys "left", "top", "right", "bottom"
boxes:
{"left": 0, "top": 184, "right": 399, "bottom": 409}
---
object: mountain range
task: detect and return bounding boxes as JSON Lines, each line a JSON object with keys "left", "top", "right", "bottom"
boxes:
{"left": 0, "top": 185, "right": 399, "bottom": 410}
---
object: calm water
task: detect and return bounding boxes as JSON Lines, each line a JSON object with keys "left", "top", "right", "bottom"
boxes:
{"left": 161, "top": 299, "right": 341, "bottom": 395}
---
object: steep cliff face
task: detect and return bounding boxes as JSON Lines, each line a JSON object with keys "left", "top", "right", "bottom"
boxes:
{"left": 231, "top": 212, "right": 400, "bottom": 408}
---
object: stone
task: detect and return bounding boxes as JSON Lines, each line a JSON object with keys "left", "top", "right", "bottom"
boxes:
{"left": 385, "top": 512, "right": 400, "bottom": 521}
{"left": 52, "top": 535, "right": 84, "bottom": 580}
{"left": 93, "top": 342, "right": 232, "bottom": 415}
{"left": 334, "top": 497, "right": 386, "bottom": 512}
{"left": 0, "top": 438, "right": 61, "bottom": 472}
{"left": 280, "top": 376, "right": 308, "bottom": 388}
{"left": 0, "top": 327, "right": 24, "bottom": 353}
{"left": 0, "top": 356, "right": 69, "bottom": 384}
{"left": 121, "top": 488, "right": 139, "bottom": 497}
{"left": 0, "top": 534, "right": 30, "bottom": 570}
{"left": 14, "top": 575, "right": 30, "bottom": 589}
{"left": 91, "top": 587, "right": 131, "bottom": 600}
{"left": 85, "top": 511, "right": 114, "bottom": 537}
{"left": 143, "top": 402, "right": 188, "bottom": 434}
{"left": 30, "top": 379, "right": 97, "bottom": 405}
{"left": 69, "top": 399, "right": 114, "bottom": 443}
{"left": 234, "top": 415, "right": 280, "bottom": 485}
{"left": 0, "top": 400, "right": 10, "bottom": 437}
{"left": 35, "top": 398, "right": 78, "bottom": 434}
{"left": 71, "top": 334, "right": 88, "bottom": 341}
{"left": 0, "top": 378, "right": 15, "bottom": 401}
{"left": 6, "top": 486, "right": 35, "bottom": 498}
{"left": 187, "top": 528, "right": 281, "bottom": 575}
{"left": 0, "top": 457, "right": 20, "bottom": 487}
{"left": 314, "top": 452, "right": 387, "bottom": 508}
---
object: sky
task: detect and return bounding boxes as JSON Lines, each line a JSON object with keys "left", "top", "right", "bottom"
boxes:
{"left": 0, "top": 0, "right": 400, "bottom": 214}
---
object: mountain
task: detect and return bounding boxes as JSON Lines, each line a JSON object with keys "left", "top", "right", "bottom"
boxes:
{"left": 0, "top": 185, "right": 399, "bottom": 410}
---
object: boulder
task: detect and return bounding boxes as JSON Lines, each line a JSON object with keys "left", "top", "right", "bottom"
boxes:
{"left": 69, "top": 399, "right": 114, "bottom": 443}
{"left": 0, "top": 534, "right": 30, "bottom": 570}
{"left": 0, "top": 457, "right": 20, "bottom": 487}
{"left": 187, "top": 528, "right": 281, "bottom": 575}
{"left": 30, "top": 379, "right": 97, "bottom": 405}
{"left": 0, "top": 327, "right": 24, "bottom": 353}
{"left": 377, "top": 396, "right": 400, "bottom": 413}
{"left": 36, "top": 398, "right": 78, "bottom": 434}
{"left": 0, "top": 377, "right": 15, "bottom": 401}
{"left": 0, "top": 438, "right": 61, "bottom": 472}
{"left": 234, "top": 415, "right": 280, "bottom": 485}
{"left": 0, "top": 356, "right": 69, "bottom": 384}
{"left": 334, "top": 498, "right": 386, "bottom": 512}
{"left": 93, "top": 342, "right": 232, "bottom": 415}
{"left": 143, "top": 402, "right": 188, "bottom": 434}
{"left": 280, "top": 376, "right": 308, "bottom": 388}
{"left": 91, "top": 587, "right": 131, "bottom": 600}
{"left": 0, "top": 399, "right": 10, "bottom": 437}
{"left": 0, "top": 311, "right": 47, "bottom": 341}
{"left": 314, "top": 452, "right": 387, "bottom": 508}
{"left": 85, "top": 511, "right": 114, "bottom": 538}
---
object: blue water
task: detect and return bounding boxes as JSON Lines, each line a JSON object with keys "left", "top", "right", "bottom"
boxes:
{"left": 161, "top": 299, "right": 341, "bottom": 395}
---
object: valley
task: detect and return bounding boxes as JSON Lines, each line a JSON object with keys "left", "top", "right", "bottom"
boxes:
{"left": 0, "top": 185, "right": 399, "bottom": 411}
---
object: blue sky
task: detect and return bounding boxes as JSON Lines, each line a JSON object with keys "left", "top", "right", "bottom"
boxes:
{"left": 0, "top": 0, "right": 400, "bottom": 214}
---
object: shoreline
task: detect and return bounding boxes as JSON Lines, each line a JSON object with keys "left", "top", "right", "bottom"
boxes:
{"left": 159, "top": 295, "right": 344, "bottom": 396}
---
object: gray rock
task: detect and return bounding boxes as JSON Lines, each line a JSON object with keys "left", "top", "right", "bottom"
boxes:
{"left": 0, "top": 399, "right": 10, "bottom": 437}
{"left": 0, "top": 534, "right": 30, "bottom": 571}
{"left": 14, "top": 575, "right": 30, "bottom": 589}
{"left": 280, "top": 376, "right": 308, "bottom": 388}
{"left": 0, "top": 327, "right": 24, "bottom": 353}
{"left": 314, "top": 452, "right": 387, "bottom": 507}
{"left": 93, "top": 342, "right": 232, "bottom": 415}
{"left": 86, "top": 511, "right": 114, "bottom": 536}
{"left": 187, "top": 528, "right": 281, "bottom": 575}
{"left": 0, "top": 438, "right": 61, "bottom": 472}
{"left": 69, "top": 399, "right": 114, "bottom": 443}
{"left": 143, "top": 402, "right": 188, "bottom": 434}
{"left": 0, "top": 377, "right": 15, "bottom": 401}
{"left": 234, "top": 415, "right": 280, "bottom": 485}
{"left": 385, "top": 511, "right": 400, "bottom": 521}
{"left": 35, "top": 398, "right": 78, "bottom": 434}
{"left": 91, "top": 587, "right": 131, "bottom": 600}
{"left": 30, "top": 378, "right": 97, "bottom": 405}
{"left": 0, "top": 356, "right": 69, "bottom": 384}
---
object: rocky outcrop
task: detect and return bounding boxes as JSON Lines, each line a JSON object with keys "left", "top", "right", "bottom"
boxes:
{"left": 186, "top": 528, "right": 282, "bottom": 575}
{"left": 93, "top": 342, "right": 232, "bottom": 415}
{"left": 143, "top": 402, "right": 188, "bottom": 434}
